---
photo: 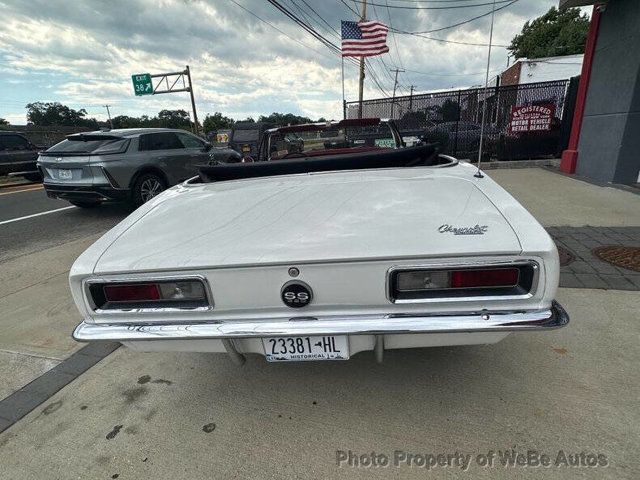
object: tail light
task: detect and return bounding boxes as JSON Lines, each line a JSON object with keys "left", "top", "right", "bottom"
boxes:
{"left": 390, "top": 264, "right": 535, "bottom": 302}
{"left": 89, "top": 279, "right": 209, "bottom": 310}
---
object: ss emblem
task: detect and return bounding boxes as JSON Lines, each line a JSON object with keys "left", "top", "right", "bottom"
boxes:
{"left": 281, "top": 281, "right": 313, "bottom": 308}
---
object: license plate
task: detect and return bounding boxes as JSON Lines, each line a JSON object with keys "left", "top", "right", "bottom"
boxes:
{"left": 58, "top": 169, "right": 73, "bottom": 180}
{"left": 262, "top": 336, "right": 349, "bottom": 362}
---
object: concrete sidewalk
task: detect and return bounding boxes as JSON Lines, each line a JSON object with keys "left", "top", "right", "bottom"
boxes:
{"left": 0, "top": 236, "right": 99, "bottom": 399}
{"left": 489, "top": 168, "right": 640, "bottom": 227}
{"left": 0, "top": 287, "right": 637, "bottom": 479}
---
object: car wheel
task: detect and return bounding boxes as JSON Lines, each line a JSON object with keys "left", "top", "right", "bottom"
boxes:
{"left": 132, "top": 172, "right": 166, "bottom": 207}
{"left": 70, "top": 201, "right": 102, "bottom": 208}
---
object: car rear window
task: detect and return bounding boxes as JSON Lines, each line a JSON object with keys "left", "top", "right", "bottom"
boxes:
{"left": 0, "top": 134, "right": 30, "bottom": 150}
{"left": 139, "top": 132, "right": 184, "bottom": 151}
{"left": 232, "top": 129, "right": 259, "bottom": 143}
{"left": 177, "top": 132, "right": 204, "bottom": 149}
{"left": 46, "top": 138, "right": 123, "bottom": 154}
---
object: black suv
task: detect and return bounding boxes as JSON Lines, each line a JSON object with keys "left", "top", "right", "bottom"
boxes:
{"left": 0, "top": 131, "right": 42, "bottom": 181}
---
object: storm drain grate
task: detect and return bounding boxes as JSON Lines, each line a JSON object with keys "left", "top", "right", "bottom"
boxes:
{"left": 557, "top": 245, "right": 575, "bottom": 267}
{"left": 592, "top": 246, "right": 640, "bottom": 272}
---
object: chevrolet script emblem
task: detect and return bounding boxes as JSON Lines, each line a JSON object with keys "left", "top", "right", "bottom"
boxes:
{"left": 438, "top": 224, "right": 488, "bottom": 235}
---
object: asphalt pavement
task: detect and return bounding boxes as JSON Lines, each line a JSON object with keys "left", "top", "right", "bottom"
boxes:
{"left": 0, "top": 170, "right": 638, "bottom": 479}
{"left": 0, "top": 186, "right": 129, "bottom": 263}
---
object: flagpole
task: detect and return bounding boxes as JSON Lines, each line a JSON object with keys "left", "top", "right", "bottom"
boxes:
{"left": 475, "top": 0, "right": 497, "bottom": 178}
{"left": 357, "top": 0, "right": 367, "bottom": 119}
{"left": 341, "top": 55, "right": 346, "bottom": 120}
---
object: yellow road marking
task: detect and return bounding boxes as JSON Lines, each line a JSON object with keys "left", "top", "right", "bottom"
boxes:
{"left": 0, "top": 185, "right": 44, "bottom": 196}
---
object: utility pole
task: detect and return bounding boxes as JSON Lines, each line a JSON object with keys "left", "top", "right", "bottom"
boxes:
{"left": 357, "top": 0, "right": 367, "bottom": 119}
{"left": 409, "top": 85, "right": 415, "bottom": 111}
{"left": 103, "top": 105, "right": 113, "bottom": 129}
{"left": 390, "top": 68, "right": 404, "bottom": 119}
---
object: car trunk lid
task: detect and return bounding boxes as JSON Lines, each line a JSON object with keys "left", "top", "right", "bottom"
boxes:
{"left": 93, "top": 169, "right": 522, "bottom": 273}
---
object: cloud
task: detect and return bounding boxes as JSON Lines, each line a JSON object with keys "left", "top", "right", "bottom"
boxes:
{"left": 0, "top": 0, "right": 569, "bottom": 123}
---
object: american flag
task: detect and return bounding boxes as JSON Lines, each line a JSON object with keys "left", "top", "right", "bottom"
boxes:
{"left": 341, "top": 20, "right": 390, "bottom": 57}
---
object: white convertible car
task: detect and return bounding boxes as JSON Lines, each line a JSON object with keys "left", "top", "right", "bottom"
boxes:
{"left": 71, "top": 119, "right": 568, "bottom": 364}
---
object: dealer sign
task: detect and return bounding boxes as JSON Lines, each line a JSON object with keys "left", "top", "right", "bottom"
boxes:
{"left": 509, "top": 104, "right": 555, "bottom": 133}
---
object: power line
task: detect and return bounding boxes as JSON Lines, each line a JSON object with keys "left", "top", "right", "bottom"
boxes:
{"left": 267, "top": 0, "right": 342, "bottom": 53}
{"left": 300, "top": 0, "right": 340, "bottom": 35}
{"left": 398, "top": 32, "right": 509, "bottom": 48}
{"left": 267, "top": 0, "right": 390, "bottom": 99}
{"left": 227, "top": 0, "right": 337, "bottom": 61}
{"left": 340, "top": 0, "right": 360, "bottom": 16}
{"left": 403, "top": 67, "right": 502, "bottom": 76}
{"left": 350, "top": 0, "right": 512, "bottom": 9}
{"left": 384, "top": 0, "right": 404, "bottom": 69}
{"left": 393, "top": 0, "right": 520, "bottom": 34}
{"left": 368, "top": 0, "right": 508, "bottom": 3}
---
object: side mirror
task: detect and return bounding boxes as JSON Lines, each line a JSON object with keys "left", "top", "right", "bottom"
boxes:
{"left": 203, "top": 142, "right": 213, "bottom": 152}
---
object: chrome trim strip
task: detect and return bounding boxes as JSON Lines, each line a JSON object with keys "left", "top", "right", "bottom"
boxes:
{"left": 386, "top": 259, "right": 540, "bottom": 304}
{"left": 82, "top": 274, "right": 214, "bottom": 315}
{"left": 73, "top": 301, "right": 568, "bottom": 342}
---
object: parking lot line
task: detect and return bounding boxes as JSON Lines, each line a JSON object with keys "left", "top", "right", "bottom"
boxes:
{"left": 0, "top": 206, "right": 75, "bottom": 226}
{"left": 0, "top": 185, "right": 44, "bottom": 196}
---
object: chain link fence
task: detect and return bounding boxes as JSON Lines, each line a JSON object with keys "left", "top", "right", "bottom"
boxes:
{"left": 346, "top": 78, "right": 577, "bottom": 161}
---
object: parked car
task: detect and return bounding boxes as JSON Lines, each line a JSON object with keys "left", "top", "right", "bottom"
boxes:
{"left": 38, "top": 128, "right": 213, "bottom": 208}
{"left": 70, "top": 140, "right": 568, "bottom": 364}
{"left": 425, "top": 121, "right": 500, "bottom": 158}
{"left": 0, "top": 131, "right": 43, "bottom": 181}
{"left": 212, "top": 118, "right": 403, "bottom": 164}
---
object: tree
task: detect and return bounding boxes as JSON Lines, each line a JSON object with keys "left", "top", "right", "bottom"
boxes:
{"left": 157, "top": 109, "right": 192, "bottom": 129}
{"left": 508, "top": 7, "right": 589, "bottom": 59}
{"left": 202, "top": 112, "right": 234, "bottom": 133}
{"left": 111, "top": 115, "right": 144, "bottom": 129}
{"left": 258, "top": 112, "right": 313, "bottom": 126}
{"left": 439, "top": 99, "right": 460, "bottom": 122}
{"left": 0, "top": 118, "right": 9, "bottom": 128}
{"left": 25, "top": 102, "right": 98, "bottom": 128}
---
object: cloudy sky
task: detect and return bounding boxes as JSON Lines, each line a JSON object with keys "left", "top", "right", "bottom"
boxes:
{"left": 0, "top": 0, "right": 582, "bottom": 124}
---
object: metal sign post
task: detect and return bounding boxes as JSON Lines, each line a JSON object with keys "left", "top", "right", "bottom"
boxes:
{"left": 131, "top": 66, "right": 200, "bottom": 134}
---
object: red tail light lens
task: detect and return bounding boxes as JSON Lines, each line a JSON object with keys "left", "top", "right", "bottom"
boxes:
{"left": 391, "top": 264, "right": 534, "bottom": 302}
{"left": 104, "top": 284, "right": 161, "bottom": 302}
{"left": 90, "top": 280, "right": 209, "bottom": 310}
{"left": 450, "top": 268, "right": 519, "bottom": 288}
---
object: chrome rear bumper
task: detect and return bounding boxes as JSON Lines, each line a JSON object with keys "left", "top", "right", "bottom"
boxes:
{"left": 73, "top": 301, "right": 568, "bottom": 342}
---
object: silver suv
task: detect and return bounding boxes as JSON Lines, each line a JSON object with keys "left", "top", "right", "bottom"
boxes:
{"left": 38, "top": 128, "right": 212, "bottom": 208}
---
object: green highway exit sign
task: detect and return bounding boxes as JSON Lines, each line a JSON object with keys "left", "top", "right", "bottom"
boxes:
{"left": 132, "top": 73, "right": 153, "bottom": 96}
